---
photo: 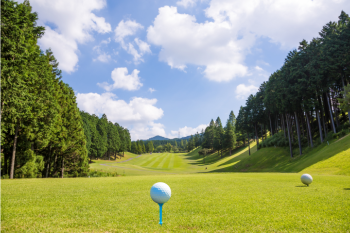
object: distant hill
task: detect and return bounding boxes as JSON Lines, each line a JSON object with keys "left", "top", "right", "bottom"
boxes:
{"left": 143, "top": 135, "right": 192, "bottom": 141}
{"left": 147, "top": 135, "right": 170, "bottom": 141}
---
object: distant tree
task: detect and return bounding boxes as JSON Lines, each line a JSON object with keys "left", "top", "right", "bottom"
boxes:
{"left": 224, "top": 118, "right": 236, "bottom": 156}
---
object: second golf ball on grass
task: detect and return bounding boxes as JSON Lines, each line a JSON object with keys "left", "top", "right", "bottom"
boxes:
{"left": 301, "top": 174, "right": 313, "bottom": 186}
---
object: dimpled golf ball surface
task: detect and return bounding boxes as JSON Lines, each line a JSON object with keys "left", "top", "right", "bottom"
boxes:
{"left": 150, "top": 182, "right": 171, "bottom": 204}
{"left": 301, "top": 174, "right": 313, "bottom": 185}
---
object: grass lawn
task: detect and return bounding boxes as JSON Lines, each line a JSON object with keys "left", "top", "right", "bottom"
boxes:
{"left": 3, "top": 132, "right": 350, "bottom": 232}
{"left": 2, "top": 173, "right": 350, "bottom": 232}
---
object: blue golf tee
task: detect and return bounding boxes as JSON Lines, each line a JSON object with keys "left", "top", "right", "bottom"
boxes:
{"left": 159, "top": 203, "right": 163, "bottom": 225}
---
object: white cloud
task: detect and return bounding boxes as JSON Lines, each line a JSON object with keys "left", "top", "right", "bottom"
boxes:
{"left": 169, "top": 124, "right": 208, "bottom": 138}
{"left": 39, "top": 27, "right": 79, "bottom": 73}
{"left": 130, "top": 122, "right": 167, "bottom": 141}
{"left": 115, "top": 20, "right": 143, "bottom": 45}
{"left": 147, "top": 6, "right": 251, "bottom": 82}
{"left": 31, "top": 0, "right": 111, "bottom": 73}
{"left": 114, "top": 20, "right": 151, "bottom": 63}
{"left": 235, "top": 84, "right": 259, "bottom": 100}
{"left": 94, "top": 53, "right": 111, "bottom": 63}
{"left": 135, "top": 38, "right": 151, "bottom": 54}
{"left": 255, "top": 66, "right": 263, "bottom": 71}
{"left": 204, "top": 0, "right": 349, "bottom": 49}
{"left": 149, "top": 88, "right": 156, "bottom": 93}
{"left": 76, "top": 92, "right": 164, "bottom": 140}
{"left": 148, "top": 1, "right": 349, "bottom": 82}
{"left": 93, "top": 38, "right": 112, "bottom": 62}
{"left": 97, "top": 67, "right": 143, "bottom": 91}
{"left": 177, "top": 0, "right": 198, "bottom": 8}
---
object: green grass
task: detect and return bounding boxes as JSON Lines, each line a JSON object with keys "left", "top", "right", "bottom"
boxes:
{"left": 2, "top": 173, "right": 350, "bottom": 232}
{"left": 209, "top": 134, "right": 350, "bottom": 175}
{"left": 89, "top": 134, "right": 350, "bottom": 177}
{"left": 3, "top": 134, "right": 350, "bottom": 232}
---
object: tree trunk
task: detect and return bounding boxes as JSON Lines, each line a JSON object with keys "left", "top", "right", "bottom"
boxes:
{"left": 3, "top": 152, "right": 8, "bottom": 176}
{"left": 61, "top": 157, "right": 64, "bottom": 178}
{"left": 294, "top": 112, "right": 302, "bottom": 155}
{"left": 247, "top": 133, "right": 251, "bottom": 156}
{"left": 305, "top": 111, "right": 314, "bottom": 148}
{"left": 52, "top": 153, "right": 58, "bottom": 177}
{"left": 331, "top": 91, "right": 340, "bottom": 128}
{"left": 326, "top": 92, "right": 336, "bottom": 133}
{"left": 341, "top": 75, "right": 350, "bottom": 124}
{"left": 255, "top": 123, "right": 259, "bottom": 150}
{"left": 45, "top": 146, "right": 51, "bottom": 178}
{"left": 229, "top": 149, "right": 231, "bottom": 156}
{"left": 282, "top": 114, "right": 286, "bottom": 139}
{"left": 285, "top": 114, "right": 293, "bottom": 158}
{"left": 275, "top": 115, "right": 278, "bottom": 134}
{"left": 316, "top": 109, "right": 324, "bottom": 143}
{"left": 269, "top": 115, "right": 273, "bottom": 136}
{"left": 10, "top": 122, "right": 20, "bottom": 179}
{"left": 318, "top": 95, "right": 327, "bottom": 138}
{"left": 303, "top": 112, "right": 309, "bottom": 147}
{"left": 261, "top": 124, "right": 264, "bottom": 142}
{"left": 290, "top": 115, "right": 294, "bottom": 143}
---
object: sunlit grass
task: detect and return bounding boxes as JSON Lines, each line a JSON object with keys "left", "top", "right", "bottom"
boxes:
{"left": 2, "top": 173, "right": 350, "bottom": 232}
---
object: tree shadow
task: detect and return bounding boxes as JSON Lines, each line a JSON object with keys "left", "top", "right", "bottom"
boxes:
{"left": 208, "top": 135, "right": 350, "bottom": 174}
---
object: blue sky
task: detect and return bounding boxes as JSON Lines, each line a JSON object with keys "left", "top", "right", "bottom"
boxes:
{"left": 29, "top": 0, "right": 349, "bottom": 140}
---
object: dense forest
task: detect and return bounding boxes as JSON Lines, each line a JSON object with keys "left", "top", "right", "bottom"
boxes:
{"left": 80, "top": 112, "right": 131, "bottom": 161}
{"left": 1, "top": 0, "right": 131, "bottom": 178}
{"left": 200, "top": 11, "right": 350, "bottom": 157}
{"left": 130, "top": 137, "right": 195, "bottom": 154}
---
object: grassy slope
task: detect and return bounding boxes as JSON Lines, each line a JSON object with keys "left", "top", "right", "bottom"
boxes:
{"left": 2, "top": 174, "right": 350, "bottom": 232}
{"left": 209, "top": 134, "right": 350, "bottom": 175}
{"left": 90, "top": 132, "right": 350, "bottom": 177}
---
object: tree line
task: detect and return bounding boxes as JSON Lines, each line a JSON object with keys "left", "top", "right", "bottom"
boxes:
{"left": 200, "top": 111, "right": 237, "bottom": 157}
{"left": 1, "top": 0, "right": 89, "bottom": 178}
{"left": 80, "top": 112, "right": 131, "bottom": 161}
{"left": 234, "top": 11, "right": 350, "bottom": 157}
{"left": 1, "top": 0, "right": 132, "bottom": 179}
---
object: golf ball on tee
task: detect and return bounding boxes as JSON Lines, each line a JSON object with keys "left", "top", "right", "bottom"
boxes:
{"left": 150, "top": 182, "right": 171, "bottom": 204}
{"left": 301, "top": 174, "right": 313, "bottom": 185}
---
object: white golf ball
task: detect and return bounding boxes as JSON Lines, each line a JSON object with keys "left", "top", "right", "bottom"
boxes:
{"left": 150, "top": 182, "right": 171, "bottom": 204}
{"left": 301, "top": 174, "right": 313, "bottom": 185}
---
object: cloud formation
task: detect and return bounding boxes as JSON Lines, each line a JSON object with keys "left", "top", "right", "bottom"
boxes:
{"left": 76, "top": 92, "right": 164, "bottom": 140}
{"left": 147, "top": 6, "right": 251, "bottom": 82}
{"left": 170, "top": 124, "right": 208, "bottom": 138}
{"left": 114, "top": 20, "right": 151, "bottom": 63}
{"left": 148, "top": 1, "right": 349, "bottom": 82}
{"left": 31, "top": 0, "right": 111, "bottom": 73}
{"left": 235, "top": 84, "right": 259, "bottom": 100}
{"left": 176, "top": 0, "right": 198, "bottom": 8}
{"left": 97, "top": 67, "right": 143, "bottom": 91}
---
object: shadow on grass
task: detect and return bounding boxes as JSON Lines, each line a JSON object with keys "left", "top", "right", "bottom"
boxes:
{"left": 295, "top": 185, "right": 308, "bottom": 187}
{"left": 206, "top": 134, "right": 350, "bottom": 174}
{"left": 344, "top": 188, "right": 350, "bottom": 190}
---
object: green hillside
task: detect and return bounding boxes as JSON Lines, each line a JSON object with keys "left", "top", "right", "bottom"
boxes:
{"left": 92, "top": 134, "right": 350, "bottom": 177}
{"left": 209, "top": 134, "right": 350, "bottom": 176}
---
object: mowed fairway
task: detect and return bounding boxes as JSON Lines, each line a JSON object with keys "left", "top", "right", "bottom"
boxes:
{"left": 90, "top": 152, "right": 193, "bottom": 176}
{"left": 2, "top": 173, "right": 350, "bottom": 232}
